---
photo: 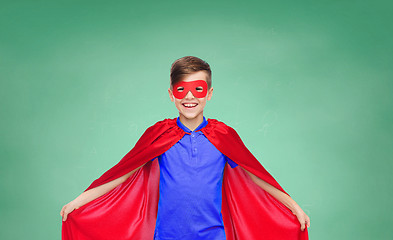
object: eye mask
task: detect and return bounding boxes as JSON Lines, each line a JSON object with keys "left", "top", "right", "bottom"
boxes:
{"left": 172, "top": 80, "right": 208, "bottom": 99}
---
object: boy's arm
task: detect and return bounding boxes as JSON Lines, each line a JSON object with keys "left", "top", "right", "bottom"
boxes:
{"left": 241, "top": 166, "right": 310, "bottom": 231}
{"left": 60, "top": 162, "right": 146, "bottom": 221}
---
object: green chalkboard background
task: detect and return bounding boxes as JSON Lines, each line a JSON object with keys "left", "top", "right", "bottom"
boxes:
{"left": 1, "top": 1, "right": 392, "bottom": 239}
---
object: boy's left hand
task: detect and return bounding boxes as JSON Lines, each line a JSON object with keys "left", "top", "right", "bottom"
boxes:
{"left": 292, "top": 206, "right": 310, "bottom": 231}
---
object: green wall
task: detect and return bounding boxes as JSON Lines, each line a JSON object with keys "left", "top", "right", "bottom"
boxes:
{"left": 1, "top": 1, "right": 392, "bottom": 239}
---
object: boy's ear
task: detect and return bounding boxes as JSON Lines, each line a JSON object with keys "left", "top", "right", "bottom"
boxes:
{"left": 207, "top": 87, "right": 213, "bottom": 101}
{"left": 168, "top": 88, "right": 175, "bottom": 102}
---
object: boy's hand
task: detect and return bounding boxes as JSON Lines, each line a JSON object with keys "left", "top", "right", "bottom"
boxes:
{"left": 292, "top": 206, "right": 310, "bottom": 231}
{"left": 60, "top": 201, "right": 80, "bottom": 222}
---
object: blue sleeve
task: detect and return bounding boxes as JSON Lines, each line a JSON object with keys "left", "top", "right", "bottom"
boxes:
{"left": 224, "top": 155, "right": 238, "bottom": 168}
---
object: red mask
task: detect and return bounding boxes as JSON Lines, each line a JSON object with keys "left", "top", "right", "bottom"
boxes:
{"left": 172, "top": 80, "right": 208, "bottom": 99}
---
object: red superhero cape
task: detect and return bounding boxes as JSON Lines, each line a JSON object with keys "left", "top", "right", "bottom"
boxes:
{"left": 62, "top": 118, "right": 309, "bottom": 240}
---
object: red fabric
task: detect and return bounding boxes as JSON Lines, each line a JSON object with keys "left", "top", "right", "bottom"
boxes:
{"left": 62, "top": 118, "right": 309, "bottom": 240}
{"left": 172, "top": 80, "right": 208, "bottom": 98}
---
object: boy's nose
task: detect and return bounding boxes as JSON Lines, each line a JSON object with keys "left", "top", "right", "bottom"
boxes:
{"left": 185, "top": 90, "right": 195, "bottom": 99}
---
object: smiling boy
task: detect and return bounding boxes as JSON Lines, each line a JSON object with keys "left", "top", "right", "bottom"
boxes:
{"left": 61, "top": 56, "right": 310, "bottom": 240}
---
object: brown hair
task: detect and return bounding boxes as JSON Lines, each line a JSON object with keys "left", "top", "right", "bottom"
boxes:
{"left": 170, "top": 56, "right": 212, "bottom": 89}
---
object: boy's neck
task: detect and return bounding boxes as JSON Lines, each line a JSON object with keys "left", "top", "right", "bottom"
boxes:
{"left": 178, "top": 114, "right": 204, "bottom": 132}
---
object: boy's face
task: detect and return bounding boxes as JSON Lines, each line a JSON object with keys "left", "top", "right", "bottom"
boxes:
{"left": 168, "top": 71, "right": 213, "bottom": 121}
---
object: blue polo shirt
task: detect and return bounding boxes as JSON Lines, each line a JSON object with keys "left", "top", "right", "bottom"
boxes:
{"left": 152, "top": 116, "right": 238, "bottom": 240}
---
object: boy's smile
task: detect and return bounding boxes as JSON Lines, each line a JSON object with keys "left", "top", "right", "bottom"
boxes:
{"left": 168, "top": 71, "right": 213, "bottom": 130}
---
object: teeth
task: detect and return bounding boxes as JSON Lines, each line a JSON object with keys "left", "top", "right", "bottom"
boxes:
{"left": 183, "top": 103, "right": 197, "bottom": 107}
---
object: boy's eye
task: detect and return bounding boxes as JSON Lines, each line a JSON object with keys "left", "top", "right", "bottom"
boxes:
{"left": 196, "top": 87, "right": 203, "bottom": 91}
{"left": 177, "top": 87, "right": 184, "bottom": 92}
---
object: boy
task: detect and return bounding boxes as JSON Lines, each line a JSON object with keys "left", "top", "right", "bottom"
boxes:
{"left": 61, "top": 56, "right": 310, "bottom": 240}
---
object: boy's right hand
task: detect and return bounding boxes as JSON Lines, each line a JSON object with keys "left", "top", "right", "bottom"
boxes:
{"left": 60, "top": 201, "right": 80, "bottom": 222}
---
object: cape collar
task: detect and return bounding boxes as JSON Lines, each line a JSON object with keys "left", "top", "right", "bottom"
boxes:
{"left": 167, "top": 117, "right": 217, "bottom": 137}
{"left": 176, "top": 116, "right": 208, "bottom": 134}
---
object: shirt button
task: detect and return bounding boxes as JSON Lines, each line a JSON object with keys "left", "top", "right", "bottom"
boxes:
{"left": 191, "top": 134, "right": 195, "bottom": 137}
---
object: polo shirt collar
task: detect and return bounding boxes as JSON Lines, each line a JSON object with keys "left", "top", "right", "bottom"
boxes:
{"left": 176, "top": 116, "right": 208, "bottom": 133}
